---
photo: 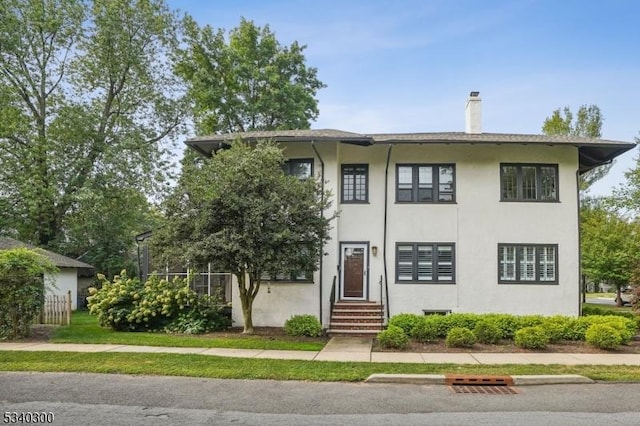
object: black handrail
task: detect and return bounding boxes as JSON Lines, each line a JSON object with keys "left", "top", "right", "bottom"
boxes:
{"left": 329, "top": 275, "right": 337, "bottom": 314}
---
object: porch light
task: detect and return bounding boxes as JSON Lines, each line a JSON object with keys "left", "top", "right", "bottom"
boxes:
{"left": 371, "top": 246, "right": 378, "bottom": 256}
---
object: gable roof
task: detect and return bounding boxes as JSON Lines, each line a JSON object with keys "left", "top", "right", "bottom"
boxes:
{"left": 185, "top": 128, "right": 636, "bottom": 173}
{"left": 0, "top": 237, "right": 94, "bottom": 269}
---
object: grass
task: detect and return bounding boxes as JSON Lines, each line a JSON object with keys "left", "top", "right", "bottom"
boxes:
{"left": 50, "top": 311, "right": 327, "bottom": 351}
{"left": 0, "top": 351, "right": 639, "bottom": 382}
{"left": 582, "top": 303, "right": 634, "bottom": 313}
{"left": 586, "top": 292, "right": 617, "bottom": 299}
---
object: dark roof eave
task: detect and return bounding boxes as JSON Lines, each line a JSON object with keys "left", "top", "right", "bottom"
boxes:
{"left": 185, "top": 136, "right": 373, "bottom": 156}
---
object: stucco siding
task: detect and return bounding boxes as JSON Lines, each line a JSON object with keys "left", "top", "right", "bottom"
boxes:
{"left": 230, "top": 274, "right": 320, "bottom": 327}
{"left": 230, "top": 141, "right": 581, "bottom": 327}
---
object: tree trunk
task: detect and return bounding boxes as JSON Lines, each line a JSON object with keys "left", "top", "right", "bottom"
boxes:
{"left": 616, "top": 286, "right": 623, "bottom": 307}
{"left": 237, "top": 272, "right": 255, "bottom": 334}
{"left": 242, "top": 301, "right": 254, "bottom": 334}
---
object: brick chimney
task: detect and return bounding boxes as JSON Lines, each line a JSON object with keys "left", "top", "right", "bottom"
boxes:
{"left": 465, "top": 91, "right": 482, "bottom": 134}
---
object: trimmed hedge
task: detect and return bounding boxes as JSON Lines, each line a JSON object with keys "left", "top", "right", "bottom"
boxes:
{"left": 473, "top": 319, "right": 502, "bottom": 344}
{"left": 284, "top": 314, "right": 323, "bottom": 337}
{"left": 514, "top": 326, "right": 549, "bottom": 349}
{"left": 386, "top": 311, "right": 638, "bottom": 345}
{"left": 445, "top": 327, "right": 476, "bottom": 348}
{"left": 585, "top": 324, "right": 622, "bottom": 350}
{"left": 377, "top": 325, "right": 409, "bottom": 349}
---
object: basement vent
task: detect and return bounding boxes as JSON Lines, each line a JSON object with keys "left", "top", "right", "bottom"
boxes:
{"left": 422, "top": 309, "right": 451, "bottom": 316}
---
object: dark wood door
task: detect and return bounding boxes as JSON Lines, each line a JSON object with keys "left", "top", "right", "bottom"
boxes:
{"left": 343, "top": 247, "right": 365, "bottom": 298}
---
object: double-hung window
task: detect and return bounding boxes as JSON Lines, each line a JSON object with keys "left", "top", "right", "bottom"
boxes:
{"left": 396, "top": 164, "right": 455, "bottom": 203}
{"left": 500, "top": 164, "right": 558, "bottom": 201}
{"left": 396, "top": 243, "right": 455, "bottom": 283}
{"left": 283, "top": 158, "right": 313, "bottom": 179}
{"left": 342, "top": 164, "right": 368, "bottom": 203}
{"left": 498, "top": 244, "right": 558, "bottom": 284}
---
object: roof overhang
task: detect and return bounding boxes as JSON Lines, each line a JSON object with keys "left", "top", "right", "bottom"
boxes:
{"left": 184, "top": 130, "right": 636, "bottom": 172}
{"left": 577, "top": 143, "right": 636, "bottom": 174}
{"left": 185, "top": 130, "right": 373, "bottom": 157}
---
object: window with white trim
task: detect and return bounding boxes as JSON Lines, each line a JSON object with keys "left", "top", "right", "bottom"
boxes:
{"left": 396, "top": 243, "right": 455, "bottom": 283}
{"left": 498, "top": 244, "right": 558, "bottom": 284}
{"left": 500, "top": 164, "right": 558, "bottom": 201}
{"left": 396, "top": 164, "right": 455, "bottom": 203}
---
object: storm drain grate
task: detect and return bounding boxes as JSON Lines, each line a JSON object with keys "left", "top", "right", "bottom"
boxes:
{"left": 445, "top": 374, "right": 518, "bottom": 395}
{"left": 450, "top": 385, "right": 518, "bottom": 394}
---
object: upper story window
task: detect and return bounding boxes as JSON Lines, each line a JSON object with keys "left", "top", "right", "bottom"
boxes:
{"left": 498, "top": 244, "right": 558, "bottom": 284}
{"left": 342, "top": 164, "right": 368, "bottom": 203}
{"left": 396, "top": 242, "right": 455, "bottom": 283}
{"left": 500, "top": 164, "right": 558, "bottom": 202}
{"left": 283, "top": 158, "right": 313, "bottom": 179}
{"left": 396, "top": 164, "right": 455, "bottom": 203}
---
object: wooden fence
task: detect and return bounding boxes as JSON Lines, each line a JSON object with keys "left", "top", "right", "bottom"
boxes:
{"left": 40, "top": 290, "right": 72, "bottom": 326}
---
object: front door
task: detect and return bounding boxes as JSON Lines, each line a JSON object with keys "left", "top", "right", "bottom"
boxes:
{"left": 340, "top": 243, "right": 368, "bottom": 300}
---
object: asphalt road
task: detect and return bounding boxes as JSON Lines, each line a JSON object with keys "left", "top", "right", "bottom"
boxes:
{"left": 1, "top": 372, "right": 639, "bottom": 425}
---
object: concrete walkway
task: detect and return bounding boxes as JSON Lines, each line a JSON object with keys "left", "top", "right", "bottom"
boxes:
{"left": 2, "top": 337, "right": 640, "bottom": 365}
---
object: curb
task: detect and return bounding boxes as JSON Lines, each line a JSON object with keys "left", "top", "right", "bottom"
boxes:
{"left": 364, "top": 373, "right": 594, "bottom": 386}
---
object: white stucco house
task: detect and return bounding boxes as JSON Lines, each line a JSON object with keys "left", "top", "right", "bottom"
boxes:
{"left": 0, "top": 237, "right": 94, "bottom": 310}
{"left": 185, "top": 92, "right": 635, "bottom": 334}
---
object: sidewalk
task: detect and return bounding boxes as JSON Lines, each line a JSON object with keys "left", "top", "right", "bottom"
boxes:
{"left": 2, "top": 337, "right": 640, "bottom": 365}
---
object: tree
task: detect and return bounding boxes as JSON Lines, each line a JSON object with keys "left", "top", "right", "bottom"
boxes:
{"left": 581, "top": 204, "right": 640, "bottom": 306}
{"left": 152, "top": 142, "right": 334, "bottom": 333}
{"left": 0, "top": 0, "right": 187, "bottom": 265}
{"left": 611, "top": 132, "right": 640, "bottom": 213}
{"left": 542, "top": 104, "right": 606, "bottom": 189}
{"left": 175, "top": 17, "right": 325, "bottom": 134}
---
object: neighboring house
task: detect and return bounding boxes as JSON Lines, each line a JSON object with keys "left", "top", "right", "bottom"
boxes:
{"left": 0, "top": 237, "right": 94, "bottom": 310}
{"left": 185, "top": 92, "right": 635, "bottom": 334}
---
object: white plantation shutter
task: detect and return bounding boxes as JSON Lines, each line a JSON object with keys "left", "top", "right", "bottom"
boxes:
{"left": 397, "top": 245, "right": 414, "bottom": 281}
{"left": 417, "top": 245, "right": 433, "bottom": 281}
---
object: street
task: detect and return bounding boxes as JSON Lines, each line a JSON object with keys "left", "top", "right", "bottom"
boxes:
{"left": 1, "top": 372, "right": 639, "bottom": 425}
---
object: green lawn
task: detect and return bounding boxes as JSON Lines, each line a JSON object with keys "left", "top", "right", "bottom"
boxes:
{"left": 1, "top": 351, "right": 639, "bottom": 382}
{"left": 50, "top": 311, "right": 327, "bottom": 351}
{"left": 582, "top": 302, "right": 634, "bottom": 313}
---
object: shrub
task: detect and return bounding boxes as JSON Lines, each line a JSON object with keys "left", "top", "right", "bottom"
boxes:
{"left": 585, "top": 324, "right": 622, "bottom": 350}
{"left": 0, "top": 248, "right": 58, "bottom": 339}
{"left": 482, "top": 314, "right": 520, "bottom": 339}
{"left": 410, "top": 316, "right": 440, "bottom": 343}
{"left": 516, "top": 315, "right": 545, "bottom": 330}
{"left": 439, "top": 313, "right": 480, "bottom": 335}
{"left": 473, "top": 320, "right": 502, "bottom": 344}
{"left": 377, "top": 325, "right": 409, "bottom": 349}
{"left": 87, "top": 271, "right": 142, "bottom": 331}
{"left": 165, "top": 296, "right": 231, "bottom": 334}
{"left": 445, "top": 327, "right": 476, "bottom": 348}
{"left": 284, "top": 314, "right": 322, "bottom": 337}
{"left": 542, "top": 316, "right": 571, "bottom": 343}
{"left": 388, "top": 313, "right": 423, "bottom": 335}
{"left": 578, "top": 315, "right": 636, "bottom": 345}
{"left": 514, "top": 326, "right": 549, "bottom": 349}
{"left": 128, "top": 274, "right": 197, "bottom": 330}
{"left": 88, "top": 271, "right": 199, "bottom": 332}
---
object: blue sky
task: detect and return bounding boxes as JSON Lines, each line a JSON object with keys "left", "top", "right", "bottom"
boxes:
{"left": 168, "top": 0, "right": 639, "bottom": 197}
